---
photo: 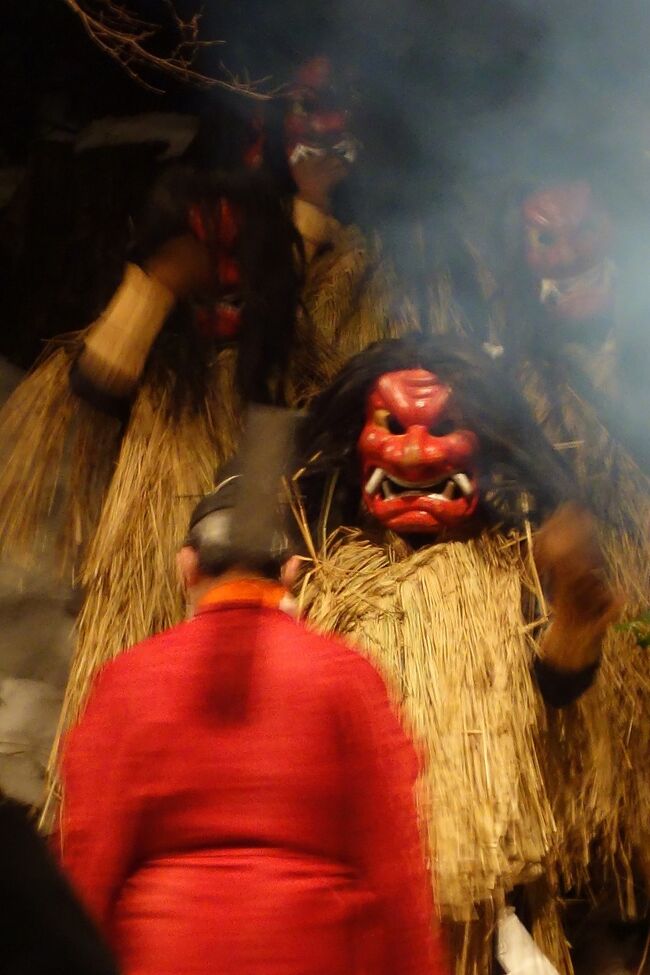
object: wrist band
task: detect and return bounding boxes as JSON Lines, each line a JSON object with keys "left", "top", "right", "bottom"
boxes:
{"left": 293, "top": 198, "right": 340, "bottom": 249}
{"left": 533, "top": 655, "right": 600, "bottom": 709}
{"left": 80, "top": 263, "right": 176, "bottom": 396}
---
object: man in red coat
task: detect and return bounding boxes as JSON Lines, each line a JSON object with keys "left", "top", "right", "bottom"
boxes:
{"left": 58, "top": 465, "right": 448, "bottom": 975}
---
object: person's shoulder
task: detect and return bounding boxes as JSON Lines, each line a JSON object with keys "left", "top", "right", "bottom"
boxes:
{"left": 289, "top": 617, "right": 387, "bottom": 689}
{"left": 281, "top": 613, "right": 351, "bottom": 654}
{"left": 89, "top": 619, "right": 193, "bottom": 688}
{"left": 64, "top": 622, "right": 197, "bottom": 745}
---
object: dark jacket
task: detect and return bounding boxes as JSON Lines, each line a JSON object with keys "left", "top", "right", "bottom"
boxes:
{"left": 0, "top": 797, "right": 118, "bottom": 975}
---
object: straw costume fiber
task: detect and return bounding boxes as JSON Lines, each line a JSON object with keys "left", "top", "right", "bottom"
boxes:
{"left": 302, "top": 225, "right": 416, "bottom": 379}
{"left": 0, "top": 340, "right": 121, "bottom": 573}
{"left": 300, "top": 527, "right": 553, "bottom": 918}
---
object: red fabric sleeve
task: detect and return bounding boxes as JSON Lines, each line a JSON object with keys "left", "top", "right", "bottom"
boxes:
{"left": 57, "top": 663, "right": 144, "bottom": 940}
{"left": 336, "top": 651, "right": 450, "bottom": 975}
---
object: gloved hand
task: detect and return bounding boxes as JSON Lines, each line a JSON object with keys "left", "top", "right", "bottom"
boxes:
{"left": 144, "top": 233, "right": 213, "bottom": 301}
{"left": 534, "top": 502, "right": 623, "bottom": 671}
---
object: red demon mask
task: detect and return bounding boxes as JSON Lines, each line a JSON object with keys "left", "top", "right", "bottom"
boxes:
{"left": 189, "top": 198, "right": 243, "bottom": 341}
{"left": 358, "top": 369, "right": 480, "bottom": 534}
{"left": 522, "top": 181, "right": 614, "bottom": 322}
{"left": 285, "top": 56, "right": 358, "bottom": 167}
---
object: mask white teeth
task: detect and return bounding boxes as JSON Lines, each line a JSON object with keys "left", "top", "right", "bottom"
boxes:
{"left": 539, "top": 260, "right": 613, "bottom": 304}
{"left": 365, "top": 467, "right": 386, "bottom": 495}
{"left": 441, "top": 480, "right": 456, "bottom": 500}
{"left": 540, "top": 278, "right": 560, "bottom": 304}
{"left": 452, "top": 473, "right": 473, "bottom": 497}
{"left": 371, "top": 469, "right": 473, "bottom": 502}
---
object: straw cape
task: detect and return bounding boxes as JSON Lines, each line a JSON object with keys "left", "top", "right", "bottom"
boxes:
{"left": 296, "top": 507, "right": 645, "bottom": 975}
{"left": 299, "top": 527, "right": 552, "bottom": 916}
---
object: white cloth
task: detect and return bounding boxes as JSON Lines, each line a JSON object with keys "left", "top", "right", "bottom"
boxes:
{"left": 497, "top": 907, "right": 560, "bottom": 975}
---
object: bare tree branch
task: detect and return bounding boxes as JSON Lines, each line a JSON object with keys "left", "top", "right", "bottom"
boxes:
{"left": 62, "top": 0, "right": 271, "bottom": 98}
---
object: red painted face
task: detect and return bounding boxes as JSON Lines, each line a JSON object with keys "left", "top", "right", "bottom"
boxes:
{"left": 358, "top": 369, "right": 480, "bottom": 534}
{"left": 189, "top": 199, "right": 244, "bottom": 341}
{"left": 285, "top": 56, "right": 358, "bottom": 166}
{"left": 522, "top": 181, "right": 614, "bottom": 321}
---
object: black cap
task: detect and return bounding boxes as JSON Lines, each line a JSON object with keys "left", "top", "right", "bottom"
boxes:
{"left": 187, "top": 459, "right": 241, "bottom": 533}
{"left": 185, "top": 407, "right": 303, "bottom": 567}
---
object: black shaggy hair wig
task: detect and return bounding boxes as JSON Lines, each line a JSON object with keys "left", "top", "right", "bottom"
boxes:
{"left": 299, "top": 334, "right": 579, "bottom": 535}
{"left": 132, "top": 162, "right": 304, "bottom": 411}
{"left": 185, "top": 91, "right": 297, "bottom": 195}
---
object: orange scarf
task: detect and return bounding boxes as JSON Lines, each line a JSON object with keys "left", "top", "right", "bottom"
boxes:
{"left": 198, "top": 578, "right": 289, "bottom": 612}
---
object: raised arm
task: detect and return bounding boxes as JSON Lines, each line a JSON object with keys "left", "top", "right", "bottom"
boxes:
{"left": 533, "top": 501, "right": 622, "bottom": 706}
{"left": 291, "top": 154, "right": 347, "bottom": 262}
{"left": 72, "top": 233, "right": 212, "bottom": 409}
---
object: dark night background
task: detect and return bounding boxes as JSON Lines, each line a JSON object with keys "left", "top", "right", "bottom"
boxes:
{"left": 1, "top": 0, "right": 650, "bottom": 369}
{"left": 3, "top": 0, "right": 649, "bottom": 161}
